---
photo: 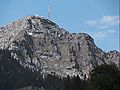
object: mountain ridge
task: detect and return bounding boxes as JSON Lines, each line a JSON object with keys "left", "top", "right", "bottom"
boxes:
{"left": 0, "top": 16, "right": 120, "bottom": 78}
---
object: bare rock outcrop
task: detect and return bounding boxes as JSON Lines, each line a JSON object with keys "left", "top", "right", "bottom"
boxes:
{"left": 0, "top": 16, "right": 120, "bottom": 78}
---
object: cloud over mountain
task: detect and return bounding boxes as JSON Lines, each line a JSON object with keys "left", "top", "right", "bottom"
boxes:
{"left": 85, "top": 15, "right": 119, "bottom": 29}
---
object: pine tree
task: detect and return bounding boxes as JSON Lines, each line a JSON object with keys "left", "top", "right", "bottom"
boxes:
{"left": 63, "top": 75, "right": 72, "bottom": 90}
{"left": 88, "top": 64, "right": 120, "bottom": 90}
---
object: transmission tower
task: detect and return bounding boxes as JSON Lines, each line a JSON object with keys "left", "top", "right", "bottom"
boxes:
{"left": 48, "top": 0, "right": 51, "bottom": 19}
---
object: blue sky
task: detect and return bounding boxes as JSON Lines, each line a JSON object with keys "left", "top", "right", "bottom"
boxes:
{"left": 0, "top": 0, "right": 119, "bottom": 52}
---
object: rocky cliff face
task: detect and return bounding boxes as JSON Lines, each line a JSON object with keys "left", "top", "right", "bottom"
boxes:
{"left": 0, "top": 16, "right": 120, "bottom": 78}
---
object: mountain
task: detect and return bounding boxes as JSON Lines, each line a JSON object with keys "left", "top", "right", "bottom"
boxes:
{"left": 0, "top": 16, "right": 120, "bottom": 79}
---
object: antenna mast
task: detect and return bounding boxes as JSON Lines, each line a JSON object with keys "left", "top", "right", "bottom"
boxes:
{"left": 48, "top": 0, "right": 51, "bottom": 19}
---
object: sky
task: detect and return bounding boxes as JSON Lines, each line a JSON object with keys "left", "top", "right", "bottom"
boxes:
{"left": 0, "top": 0, "right": 119, "bottom": 52}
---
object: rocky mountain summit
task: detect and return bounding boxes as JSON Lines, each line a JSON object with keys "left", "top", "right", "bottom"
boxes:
{"left": 0, "top": 16, "right": 120, "bottom": 78}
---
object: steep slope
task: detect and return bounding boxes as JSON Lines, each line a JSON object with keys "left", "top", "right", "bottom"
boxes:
{"left": 0, "top": 16, "right": 120, "bottom": 78}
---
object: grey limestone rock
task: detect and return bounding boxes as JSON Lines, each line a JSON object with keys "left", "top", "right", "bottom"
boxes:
{"left": 0, "top": 16, "right": 120, "bottom": 78}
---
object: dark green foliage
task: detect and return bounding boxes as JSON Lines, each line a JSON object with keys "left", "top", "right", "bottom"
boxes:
{"left": 63, "top": 75, "right": 84, "bottom": 90}
{"left": 0, "top": 49, "right": 37, "bottom": 90}
{"left": 43, "top": 74, "right": 63, "bottom": 90}
{"left": 88, "top": 64, "right": 120, "bottom": 90}
{"left": 63, "top": 75, "right": 72, "bottom": 90}
{"left": 71, "top": 75, "right": 82, "bottom": 90}
{"left": 63, "top": 64, "right": 120, "bottom": 90}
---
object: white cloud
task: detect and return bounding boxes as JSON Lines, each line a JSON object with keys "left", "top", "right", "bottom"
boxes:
{"left": 90, "top": 30, "right": 116, "bottom": 40}
{"left": 101, "top": 16, "right": 119, "bottom": 25}
{"left": 85, "top": 15, "right": 119, "bottom": 29}
{"left": 85, "top": 20, "right": 97, "bottom": 26}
